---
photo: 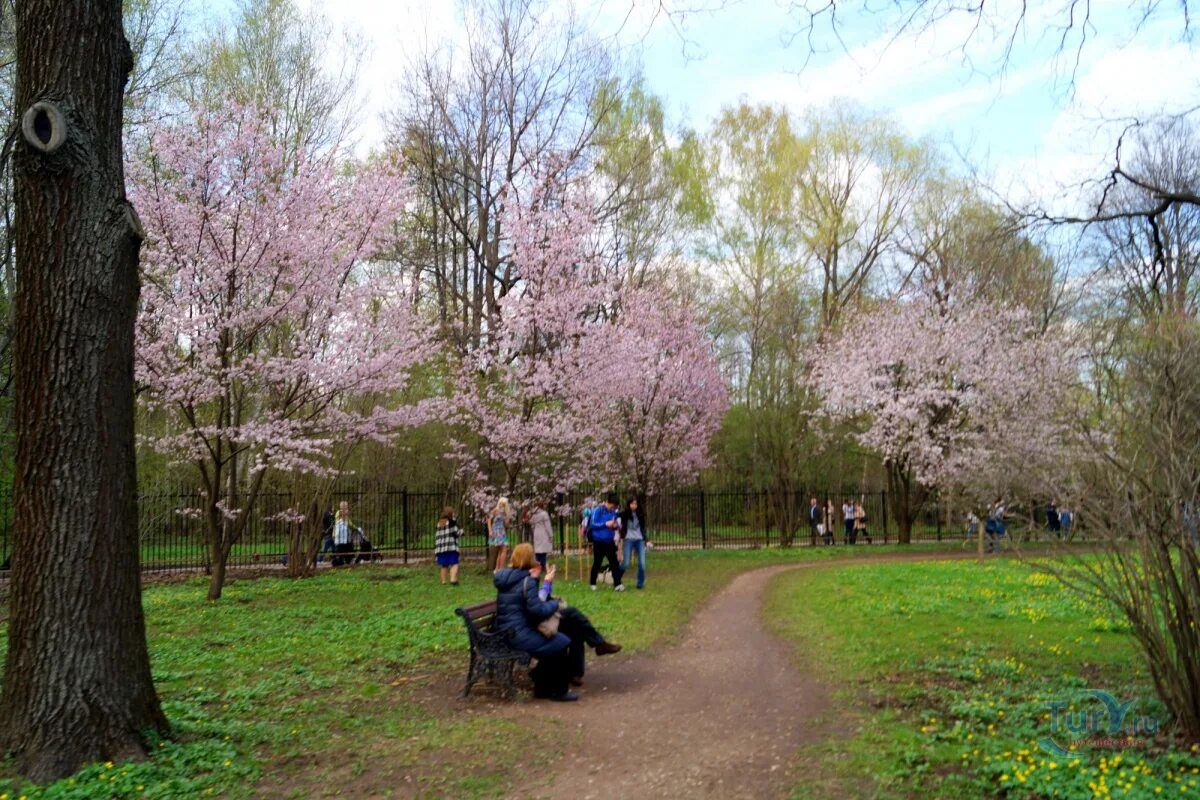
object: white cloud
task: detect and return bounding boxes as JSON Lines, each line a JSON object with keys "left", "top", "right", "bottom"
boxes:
{"left": 998, "top": 42, "right": 1200, "bottom": 209}
{"left": 294, "top": 0, "right": 1199, "bottom": 211}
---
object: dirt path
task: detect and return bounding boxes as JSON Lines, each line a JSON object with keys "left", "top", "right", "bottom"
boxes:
{"left": 510, "top": 563, "right": 831, "bottom": 800}
{"left": 505, "top": 552, "right": 990, "bottom": 800}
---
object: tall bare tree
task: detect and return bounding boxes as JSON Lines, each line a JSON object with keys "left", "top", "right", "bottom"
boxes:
{"left": 1086, "top": 119, "right": 1200, "bottom": 322}
{"left": 187, "top": 0, "right": 362, "bottom": 159}
{"left": 389, "top": 0, "right": 618, "bottom": 355}
{"left": 797, "top": 102, "right": 929, "bottom": 333}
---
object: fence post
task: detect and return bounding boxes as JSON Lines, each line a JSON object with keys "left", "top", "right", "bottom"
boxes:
{"left": 700, "top": 489, "right": 708, "bottom": 550}
{"left": 882, "top": 490, "right": 888, "bottom": 544}
{"left": 402, "top": 487, "right": 409, "bottom": 564}
{"left": 935, "top": 495, "right": 942, "bottom": 541}
{"left": 558, "top": 510, "right": 565, "bottom": 555}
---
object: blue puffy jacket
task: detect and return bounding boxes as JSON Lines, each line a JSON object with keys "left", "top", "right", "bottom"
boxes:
{"left": 589, "top": 505, "right": 618, "bottom": 543}
{"left": 493, "top": 567, "right": 570, "bottom": 656}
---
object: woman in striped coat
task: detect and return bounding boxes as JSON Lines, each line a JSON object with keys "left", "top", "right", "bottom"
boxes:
{"left": 435, "top": 506, "right": 461, "bottom": 585}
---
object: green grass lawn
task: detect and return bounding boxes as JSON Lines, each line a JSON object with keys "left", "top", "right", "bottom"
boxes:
{"left": 765, "top": 559, "right": 1200, "bottom": 799}
{"left": 1, "top": 544, "right": 975, "bottom": 799}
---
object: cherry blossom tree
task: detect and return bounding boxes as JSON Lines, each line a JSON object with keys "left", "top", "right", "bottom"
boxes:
{"left": 606, "top": 289, "right": 729, "bottom": 494}
{"left": 130, "top": 104, "right": 432, "bottom": 598}
{"left": 449, "top": 182, "right": 616, "bottom": 512}
{"left": 814, "top": 297, "right": 1070, "bottom": 542}
{"left": 449, "top": 181, "right": 727, "bottom": 513}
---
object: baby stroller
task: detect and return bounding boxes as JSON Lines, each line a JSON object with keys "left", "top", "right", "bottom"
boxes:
{"left": 352, "top": 528, "right": 383, "bottom": 563}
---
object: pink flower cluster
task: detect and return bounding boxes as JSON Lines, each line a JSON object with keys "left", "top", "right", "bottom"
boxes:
{"left": 131, "top": 104, "right": 434, "bottom": 481}
{"left": 450, "top": 181, "right": 728, "bottom": 509}
{"left": 813, "top": 297, "right": 1073, "bottom": 494}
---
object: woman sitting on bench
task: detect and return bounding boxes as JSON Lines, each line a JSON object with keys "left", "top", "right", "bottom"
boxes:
{"left": 493, "top": 543, "right": 619, "bottom": 701}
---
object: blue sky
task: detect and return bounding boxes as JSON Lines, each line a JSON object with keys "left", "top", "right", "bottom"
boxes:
{"left": 291, "top": 0, "right": 1199, "bottom": 203}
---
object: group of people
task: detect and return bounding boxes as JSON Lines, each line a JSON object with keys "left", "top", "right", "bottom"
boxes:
{"left": 1044, "top": 502, "right": 1075, "bottom": 538}
{"left": 579, "top": 493, "right": 650, "bottom": 591}
{"left": 483, "top": 497, "right": 557, "bottom": 576}
{"left": 431, "top": 492, "right": 653, "bottom": 591}
{"left": 806, "top": 497, "right": 871, "bottom": 545}
{"left": 316, "top": 501, "right": 377, "bottom": 566}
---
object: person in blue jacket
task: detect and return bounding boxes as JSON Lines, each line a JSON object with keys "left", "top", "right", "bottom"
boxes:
{"left": 589, "top": 492, "right": 625, "bottom": 591}
{"left": 493, "top": 543, "right": 577, "bottom": 701}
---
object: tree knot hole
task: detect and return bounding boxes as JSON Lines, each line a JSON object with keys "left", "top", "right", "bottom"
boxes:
{"left": 21, "top": 102, "right": 67, "bottom": 154}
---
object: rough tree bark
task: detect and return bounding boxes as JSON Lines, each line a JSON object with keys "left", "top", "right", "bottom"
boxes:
{"left": 885, "top": 459, "right": 927, "bottom": 545}
{"left": 0, "top": 0, "right": 169, "bottom": 782}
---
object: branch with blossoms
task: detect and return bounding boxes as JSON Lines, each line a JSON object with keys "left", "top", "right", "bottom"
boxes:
{"left": 130, "top": 102, "right": 436, "bottom": 597}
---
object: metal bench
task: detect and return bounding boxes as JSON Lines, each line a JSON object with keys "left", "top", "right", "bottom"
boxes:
{"left": 455, "top": 599, "right": 530, "bottom": 698}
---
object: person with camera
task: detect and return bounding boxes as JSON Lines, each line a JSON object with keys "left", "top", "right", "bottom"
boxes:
{"left": 588, "top": 492, "right": 625, "bottom": 591}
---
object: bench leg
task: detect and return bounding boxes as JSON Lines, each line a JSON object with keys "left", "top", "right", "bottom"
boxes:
{"left": 498, "top": 660, "right": 517, "bottom": 699}
{"left": 462, "top": 652, "right": 482, "bottom": 698}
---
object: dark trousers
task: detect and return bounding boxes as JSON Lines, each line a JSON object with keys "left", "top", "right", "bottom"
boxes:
{"left": 843, "top": 519, "right": 854, "bottom": 544}
{"left": 530, "top": 648, "right": 571, "bottom": 697}
{"left": 808, "top": 520, "right": 819, "bottom": 545}
{"left": 590, "top": 540, "right": 623, "bottom": 587}
{"left": 313, "top": 534, "right": 334, "bottom": 566}
{"left": 559, "top": 605, "right": 605, "bottom": 678}
{"left": 331, "top": 542, "right": 354, "bottom": 566}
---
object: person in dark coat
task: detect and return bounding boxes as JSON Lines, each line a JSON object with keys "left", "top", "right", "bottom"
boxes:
{"left": 493, "top": 543, "right": 577, "bottom": 701}
{"left": 807, "top": 497, "right": 821, "bottom": 545}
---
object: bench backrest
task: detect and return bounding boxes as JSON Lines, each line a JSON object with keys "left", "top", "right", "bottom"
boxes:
{"left": 456, "top": 600, "right": 498, "bottom": 633}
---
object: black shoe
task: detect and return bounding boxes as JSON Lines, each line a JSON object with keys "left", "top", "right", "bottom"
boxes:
{"left": 550, "top": 691, "right": 579, "bottom": 702}
{"left": 595, "top": 642, "right": 622, "bottom": 656}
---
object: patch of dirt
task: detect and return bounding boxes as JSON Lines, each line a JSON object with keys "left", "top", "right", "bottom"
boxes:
{"left": 490, "top": 552, "right": 983, "bottom": 800}
{"left": 250, "top": 550, "right": 989, "bottom": 798}
{"left": 464, "top": 563, "right": 840, "bottom": 800}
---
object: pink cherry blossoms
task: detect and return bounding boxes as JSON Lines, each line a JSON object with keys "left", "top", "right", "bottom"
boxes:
{"left": 814, "top": 297, "right": 1071, "bottom": 531}
{"left": 606, "top": 288, "right": 729, "bottom": 494}
{"left": 130, "top": 103, "right": 432, "bottom": 596}
{"left": 449, "top": 181, "right": 727, "bottom": 510}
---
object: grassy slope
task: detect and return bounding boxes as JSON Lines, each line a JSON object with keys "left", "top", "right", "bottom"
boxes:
{"left": 765, "top": 559, "right": 1200, "bottom": 799}
{"left": 1, "top": 544, "right": 967, "bottom": 799}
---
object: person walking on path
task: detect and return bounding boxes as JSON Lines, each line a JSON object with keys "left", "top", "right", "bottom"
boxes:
{"left": 487, "top": 497, "right": 511, "bottom": 573}
{"left": 823, "top": 499, "right": 836, "bottom": 545}
{"left": 530, "top": 499, "right": 554, "bottom": 571}
{"left": 854, "top": 500, "right": 869, "bottom": 544}
{"left": 314, "top": 506, "right": 335, "bottom": 565}
{"left": 620, "top": 495, "right": 649, "bottom": 589}
{"left": 589, "top": 493, "right": 625, "bottom": 591}
{"left": 807, "top": 497, "right": 821, "bottom": 546}
{"left": 842, "top": 500, "right": 855, "bottom": 545}
{"left": 1046, "top": 502, "right": 1061, "bottom": 537}
{"left": 434, "top": 506, "right": 461, "bottom": 585}
{"left": 985, "top": 498, "right": 1007, "bottom": 554}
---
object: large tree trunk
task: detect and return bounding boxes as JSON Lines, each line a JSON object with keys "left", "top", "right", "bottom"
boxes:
{"left": 885, "top": 460, "right": 927, "bottom": 545}
{"left": 0, "top": 0, "right": 169, "bottom": 782}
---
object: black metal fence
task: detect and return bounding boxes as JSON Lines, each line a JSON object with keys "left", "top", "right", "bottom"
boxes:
{"left": 0, "top": 486, "right": 1048, "bottom": 572}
